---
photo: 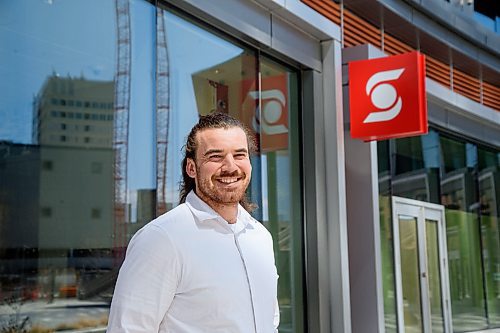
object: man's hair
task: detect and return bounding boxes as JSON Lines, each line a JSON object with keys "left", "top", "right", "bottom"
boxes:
{"left": 179, "top": 112, "right": 257, "bottom": 212}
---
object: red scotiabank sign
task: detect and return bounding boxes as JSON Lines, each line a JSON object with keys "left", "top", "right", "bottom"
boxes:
{"left": 349, "top": 51, "right": 428, "bottom": 141}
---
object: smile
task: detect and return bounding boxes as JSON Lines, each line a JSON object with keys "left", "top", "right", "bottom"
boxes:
{"left": 215, "top": 173, "right": 245, "bottom": 184}
{"left": 217, "top": 177, "right": 240, "bottom": 184}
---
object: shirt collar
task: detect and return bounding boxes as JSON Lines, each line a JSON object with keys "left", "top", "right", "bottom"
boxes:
{"left": 185, "top": 190, "right": 255, "bottom": 230}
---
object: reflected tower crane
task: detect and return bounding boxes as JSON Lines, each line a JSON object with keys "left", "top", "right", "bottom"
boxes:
{"left": 113, "top": 0, "right": 131, "bottom": 266}
{"left": 156, "top": 9, "right": 170, "bottom": 216}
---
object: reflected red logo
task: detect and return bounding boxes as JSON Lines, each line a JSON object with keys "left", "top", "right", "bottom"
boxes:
{"left": 240, "top": 75, "right": 289, "bottom": 152}
{"left": 349, "top": 51, "right": 428, "bottom": 141}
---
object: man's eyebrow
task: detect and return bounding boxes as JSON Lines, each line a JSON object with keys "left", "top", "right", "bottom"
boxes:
{"left": 203, "top": 148, "right": 248, "bottom": 156}
{"left": 203, "top": 149, "right": 223, "bottom": 157}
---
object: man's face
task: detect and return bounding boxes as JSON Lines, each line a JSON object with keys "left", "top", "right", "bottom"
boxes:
{"left": 186, "top": 127, "right": 252, "bottom": 208}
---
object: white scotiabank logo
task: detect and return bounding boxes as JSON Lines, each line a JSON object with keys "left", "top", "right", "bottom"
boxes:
{"left": 363, "top": 68, "right": 405, "bottom": 124}
{"left": 248, "top": 90, "right": 288, "bottom": 135}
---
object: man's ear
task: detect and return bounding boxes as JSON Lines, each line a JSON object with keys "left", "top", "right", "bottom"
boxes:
{"left": 186, "top": 158, "right": 197, "bottom": 178}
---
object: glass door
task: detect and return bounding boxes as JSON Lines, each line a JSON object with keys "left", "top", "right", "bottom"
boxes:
{"left": 392, "top": 196, "right": 453, "bottom": 333}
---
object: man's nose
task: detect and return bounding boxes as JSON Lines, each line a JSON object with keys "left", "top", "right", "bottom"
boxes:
{"left": 221, "top": 154, "right": 237, "bottom": 171}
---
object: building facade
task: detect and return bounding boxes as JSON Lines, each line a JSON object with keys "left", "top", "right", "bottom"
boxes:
{"left": 0, "top": 0, "right": 498, "bottom": 332}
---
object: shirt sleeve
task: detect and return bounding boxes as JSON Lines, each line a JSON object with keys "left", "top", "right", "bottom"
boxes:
{"left": 273, "top": 297, "right": 280, "bottom": 333}
{"left": 107, "top": 224, "right": 179, "bottom": 333}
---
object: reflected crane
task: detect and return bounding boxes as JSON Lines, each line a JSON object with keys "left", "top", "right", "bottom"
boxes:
{"left": 112, "top": 0, "right": 131, "bottom": 266}
{"left": 112, "top": 1, "right": 170, "bottom": 269}
{"left": 156, "top": 9, "right": 170, "bottom": 216}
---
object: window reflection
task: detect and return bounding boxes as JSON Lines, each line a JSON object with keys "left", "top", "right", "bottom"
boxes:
{"left": 478, "top": 148, "right": 500, "bottom": 327}
{"left": 379, "top": 130, "right": 500, "bottom": 331}
{"left": 0, "top": 0, "right": 150, "bottom": 330}
{"left": 0, "top": 2, "right": 304, "bottom": 331}
{"left": 378, "top": 140, "right": 399, "bottom": 333}
{"left": 162, "top": 9, "right": 304, "bottom": 330}
{"left": 398, "top": 215, "right": 423, "bottom": 332}
{"left": 162, "top": 10, "right": 249, "bottom": 211}
{"left": 257, "top": 59, "right": 303, "bottom": 332}
{"left": 440, "top": 135, "right": 488, "bottom": 331}
{"left": 392, "top": 131, "right": 440, "bottom": 204}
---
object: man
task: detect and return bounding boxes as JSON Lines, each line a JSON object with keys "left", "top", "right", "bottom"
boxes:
{"left": 107, "top": 112, "right": 279, "bottom": 333}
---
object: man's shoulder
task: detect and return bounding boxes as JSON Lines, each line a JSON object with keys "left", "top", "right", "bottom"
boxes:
{"left": 129, "top": 203, "right": 194, "bottom": 247}
{"left": 149, "top": 203, "right": 193, "bottom": 229}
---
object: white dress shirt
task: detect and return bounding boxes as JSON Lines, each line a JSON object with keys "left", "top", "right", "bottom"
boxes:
{"left": 107, "top": 191, "right": 279, "bottom": 333}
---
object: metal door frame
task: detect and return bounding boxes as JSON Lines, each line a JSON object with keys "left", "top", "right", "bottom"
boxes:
{"left": 392, "top": 196, "right": 453, "bottom": 333}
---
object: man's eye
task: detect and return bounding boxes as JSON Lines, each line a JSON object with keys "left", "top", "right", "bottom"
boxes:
{"left": 209, "top": 155, "right": 223, "bottom": 160}
{"left": 234, "top": 153, "right": 247, "bottom": 159}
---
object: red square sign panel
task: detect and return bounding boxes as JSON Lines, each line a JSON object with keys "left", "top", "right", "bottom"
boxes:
{"left": 349, "top": 51, "right": 428, "bottom": 141}
{"left": 240, "top": 75, "right": 289, "bottom": 152}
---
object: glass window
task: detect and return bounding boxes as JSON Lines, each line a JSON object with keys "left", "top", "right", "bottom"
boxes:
{"left": 391, "top": 130, "right": 440, "bottom": 203}
{"left": 159, "top": 8, "right": 304, "bottom": 331}
{"left": 377, "top": 141, "right": 397, "bottom": 333}
{"left": 394, "top": 136, "right": 424, "bottom": 175}
{"left": 42, "top": 160, "right": 53, "bottom": 171}
{"left": 91, "top": 208, "right": 101, "bottom": 219}
{"left": 41, "top": 207, "right": 52, "bottom": 218}
{"left": 256, "top": 57, "right": 304, "bottom": 332}
{"left": 0, "top": 0, "right": 122, "bottom": 330}
{"left": 477, "top": 147, "right": 500, "bottom": 327}
{"left": 0, "top": 1, "right": 304, "bottom": 331}
{"left": 379, "top": 130, "right": 500, "bottom": 331}
{"left": 440, "top": 137, "right": 487, "bottom": 331}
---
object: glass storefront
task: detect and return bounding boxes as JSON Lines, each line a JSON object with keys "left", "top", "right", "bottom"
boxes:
{"left": 378, "top": 129, "right": 500, "bottom": 332}
{"left": 0, "top": 1, "right": 304, "bottom": 331}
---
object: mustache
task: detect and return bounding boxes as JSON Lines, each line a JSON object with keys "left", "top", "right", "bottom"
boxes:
{"left": 216, "top": 170, "right": 246, "bottom": 178}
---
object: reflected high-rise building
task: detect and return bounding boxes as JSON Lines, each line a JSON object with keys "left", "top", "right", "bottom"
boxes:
{"left": 33, "top": 74, "right": 115, "bottom": 148}
{"left": 0, "top": 142, "right": 40, "bottom": 276}
{"left": 32, "top": 75, "right": 115, "bottom": 272}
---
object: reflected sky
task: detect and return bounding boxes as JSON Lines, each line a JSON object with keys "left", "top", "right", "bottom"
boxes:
{"left": 0, "top": 0, "right": 115, "bottom": 144}
{"left": 162, "top": 10, "right": 243, "bottom": 202}
{"left": 0, "top": 1, "right": 242, "bottom": 198}
{"left": 0, "top": 1, "right": 290, "bottom": 220}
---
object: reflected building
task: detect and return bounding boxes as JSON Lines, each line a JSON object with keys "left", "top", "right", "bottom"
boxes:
{"left": 136, "top": 189, "right": 156, "bottom": 225}
{"left": 32, "top": 75, "right": 115, "bottom": 275}
{"left": 0, "top": 142, "right": 40, "bottom": 276}
{"left": 33, "top": 75, "right": 115, "bottom": 148}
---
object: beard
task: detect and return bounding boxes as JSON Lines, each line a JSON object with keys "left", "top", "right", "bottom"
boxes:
{"left": 196, "top": 169, "right": 250, "bottom": 207}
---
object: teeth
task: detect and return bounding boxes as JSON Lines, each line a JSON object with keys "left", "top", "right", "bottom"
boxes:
{"left": 219, "top": 177, "right": 238, "bottom": 184}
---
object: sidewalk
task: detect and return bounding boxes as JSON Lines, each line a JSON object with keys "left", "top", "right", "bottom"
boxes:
{"left": 0, "top": 298, "right": 109, "bottom": 332}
